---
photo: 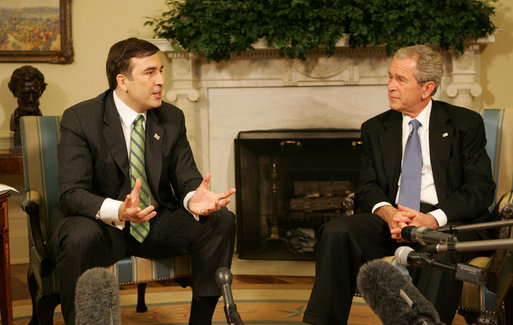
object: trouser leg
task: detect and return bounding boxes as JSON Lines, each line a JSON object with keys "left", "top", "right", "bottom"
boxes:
{"left": 134, "top": 207, "right": 236, "bottom": 324}
{"left": 303, "top": 213, "right": 399, "bottom": 325}
{"left": 411, "top": 231, "right": 482, "bottom": 325}
{"left": 190, "top": 207, "right": 236, "bottom": 297}
{"left": 49, "top": 216, "right": 127, "bottom": 325}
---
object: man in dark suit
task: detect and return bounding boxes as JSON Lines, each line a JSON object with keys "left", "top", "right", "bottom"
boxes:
{"left": 49, "top": 38, "right": 236, "bottom": 324}
{"left": 303, "top": 45, "right": 496, "bottom": 325}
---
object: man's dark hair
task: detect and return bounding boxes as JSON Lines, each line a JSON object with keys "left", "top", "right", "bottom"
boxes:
{"left": 8, "top": 65, "right": 47, "bottom": 96}
{"left": 106, "top": 38, "right": 160, "bottom": 90}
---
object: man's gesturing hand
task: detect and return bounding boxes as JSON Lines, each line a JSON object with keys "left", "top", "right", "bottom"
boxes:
{"left": 118, "top": 178, "right": 156, "bottom": 223}
{"left": 188, "top": 173, "right": 236, "bottom": 216}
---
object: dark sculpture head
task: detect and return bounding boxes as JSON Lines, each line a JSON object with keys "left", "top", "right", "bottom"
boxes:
{"left": 8, "top": 65, "right": 47, "bottom": 132}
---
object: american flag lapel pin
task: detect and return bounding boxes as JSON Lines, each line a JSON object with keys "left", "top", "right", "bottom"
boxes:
{"left": 154, "top": 133, "right": 160, "bottom": 140}
{"left": 442, "top": 132, "right": 448, "bottom": 138}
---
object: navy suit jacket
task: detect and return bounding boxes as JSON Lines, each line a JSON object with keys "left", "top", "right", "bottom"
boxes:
{"left": 53, "top": 90, "right": 203, "bottom": 222}
{"left": 355, "top": 100, "right": 495, "bottom": 226}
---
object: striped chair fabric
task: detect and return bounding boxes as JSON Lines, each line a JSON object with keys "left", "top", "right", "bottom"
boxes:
{"left": 457, "top": 108, "right": 513, "bottom": 316}
{"left": 479, "top": 108, "right": 513, "bottom": 207}
{"left": 20, "top": 116, "right": 192, "bottom": 322}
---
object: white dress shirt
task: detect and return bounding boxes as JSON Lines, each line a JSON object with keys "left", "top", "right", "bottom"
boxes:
{"left": 372, "top": 100, "right": 448, "bottom": 227}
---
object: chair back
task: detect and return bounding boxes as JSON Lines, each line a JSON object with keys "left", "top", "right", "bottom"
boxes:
{"left": 20, "top": 116, "right": 62, "bottom": 243}
{"left": 20, "top": 115, "right": 192, "bottom": 289}
{"left": 479, "top": 108, "right": 513, "bottom": 207}
{"left": 459, "top": 108, "right": 513, "bottom": 315}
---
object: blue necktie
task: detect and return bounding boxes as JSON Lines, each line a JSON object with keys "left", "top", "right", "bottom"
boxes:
{"left": 398, "top": 119, "right": 422, "bottom": 211}
{"left": 129, "top": 115, "right": 151, "bottom": 243}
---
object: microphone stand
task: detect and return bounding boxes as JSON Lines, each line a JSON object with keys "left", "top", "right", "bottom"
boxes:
{"left": 425, "top": 238, "right": 513, "bottom": 253}
{"left": 437, "top": 219, "right": 513, "bottom": 234}
{"left": 224, "top": 304, "right": 244, "bottom": 325}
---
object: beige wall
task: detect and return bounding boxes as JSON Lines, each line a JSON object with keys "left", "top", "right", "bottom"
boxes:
{"left": 0, "top": 0, "right": 170, "bottom": 141}
{"left": 481, "top": 0, "right": 513, "bottom": 108}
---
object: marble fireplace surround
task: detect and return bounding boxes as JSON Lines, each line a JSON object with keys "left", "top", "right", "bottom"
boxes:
{"left": 151, "top": 37, "right": 493, "bottom": 211}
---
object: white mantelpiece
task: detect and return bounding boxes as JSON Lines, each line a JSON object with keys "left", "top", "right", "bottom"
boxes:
{"left": 151, "top": 37, "right": 493, "bottom": 210}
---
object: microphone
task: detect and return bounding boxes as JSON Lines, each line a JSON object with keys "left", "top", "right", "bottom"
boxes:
{"left": 424, "top": 238, "right": 513, "bottom": 254}
{"left": 215, "top": 267, "right": 244, "bottom": 325}
{"left": 401, "top": 226, "right": 458, "bottom": 245}
{"left": 395, "top": 246, "right": 485, "bottom": 285}
{"left": 75, "top": 267, "right": 120, "bottom": 325}
{"left": 357, "top": 259, "right": 443, "bottom": 325}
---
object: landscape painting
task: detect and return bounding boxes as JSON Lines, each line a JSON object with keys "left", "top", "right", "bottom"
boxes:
{"left": 0, "top": 0, "right": 73, "bottom": 63}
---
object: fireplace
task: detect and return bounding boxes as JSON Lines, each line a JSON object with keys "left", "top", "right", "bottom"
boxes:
{"left": 151, "top": 37, "right": 491, "bottom": 260}
{"left": 235, "top": 129, "right": 362, "bottom": 260}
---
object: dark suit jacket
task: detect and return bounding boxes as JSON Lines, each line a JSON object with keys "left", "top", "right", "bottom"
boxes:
{"left": 355, "top": 100, "right": 496, "bottom": 226}
{"left": 53, "top": 90, "right": 203, "bottom": 223}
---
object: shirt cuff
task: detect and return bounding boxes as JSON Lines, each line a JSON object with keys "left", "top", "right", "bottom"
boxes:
{"left": 372, "top": 201, "right": 392, "bottom": 214}
{"left": 184, "top": 191, "right": 200, "bottom": 221}
{"left": 97, "top": 198, "right": 125, "bottom": 230}
{"left": 429, "top": 208, "right": 447, "bottom": 227}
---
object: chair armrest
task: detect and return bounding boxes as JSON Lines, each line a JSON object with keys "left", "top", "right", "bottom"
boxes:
{"left": 341, "top": 193, "right": 355, "bottom": 216}
{"left": 22, "top": 190, "right": 53, "bottom": 276}
{"left": 495, "top": 191, "right": 513, "bottom": 241}
{"left": 497, "top": 191, "right": 513, "bottom": 221}
{"left": 482, "top": 191, "right": 513, "bottom": 293}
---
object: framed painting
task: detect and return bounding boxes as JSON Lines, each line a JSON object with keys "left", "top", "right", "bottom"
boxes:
{"left": 0, "top": 0, "right": 73, "bottom": 63}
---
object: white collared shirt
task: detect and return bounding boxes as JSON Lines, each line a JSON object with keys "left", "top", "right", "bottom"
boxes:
{"left": 372, "top": 100, "right": 448, "bottom": 227}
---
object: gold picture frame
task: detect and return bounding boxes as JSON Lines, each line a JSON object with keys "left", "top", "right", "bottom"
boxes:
{"left": 0, "top": 0, "right": 73, "bottom": 63}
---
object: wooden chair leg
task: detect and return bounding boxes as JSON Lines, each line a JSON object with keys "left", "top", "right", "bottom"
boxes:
{"left": 136, "top": 283, "right": 148, "bottom": 312}
{"left": 36, "top": 295, "right": 60, "bottom": 325}
{"left": 504, "top": 288, "right": 513, "bottom": 325}
{"left": 27, "top": 268, "right": 60, "bottom": 325}
{"left": 27, "top": 269, "right": 40, "bottom": 325}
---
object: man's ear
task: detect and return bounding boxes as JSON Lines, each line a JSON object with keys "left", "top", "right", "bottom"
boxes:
{"left": 422, "top": 81, "right": 435, "bottom": 100}
{"left": 116, "top": 74, "right": 128, "bottom": 92}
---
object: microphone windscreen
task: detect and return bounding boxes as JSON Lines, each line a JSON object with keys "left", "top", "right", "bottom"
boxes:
{"left": 215, "top": 266, "right": 233, "bottom": 287}
{"left": 357, "top": 259, "right": 441, "bottom": 325}
{"left": 395, "top": 246, "right": 415, "bottom": 266}
{"left": 75, "top": 267, "right": 120, "bottom": 325}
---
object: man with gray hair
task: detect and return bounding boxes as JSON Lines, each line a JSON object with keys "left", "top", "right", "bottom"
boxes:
{"left": 303, "top": 45, "right": 495, "bottom": 325}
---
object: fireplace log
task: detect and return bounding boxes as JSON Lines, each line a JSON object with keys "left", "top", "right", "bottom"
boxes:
{"left": 290, "top": 196, "right": 344, "bottom": 211}
{"left": 294, "top": 180, "right": 353, "bottom": 197}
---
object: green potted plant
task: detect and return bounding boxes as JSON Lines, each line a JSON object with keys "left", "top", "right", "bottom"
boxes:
{"left": 145, "top": 0, "right": 497, "bottom": 62}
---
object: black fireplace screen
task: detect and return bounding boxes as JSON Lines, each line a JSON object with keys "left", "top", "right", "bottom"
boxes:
{"left": 234, "top": 129, "right": 362, "bottom": 260}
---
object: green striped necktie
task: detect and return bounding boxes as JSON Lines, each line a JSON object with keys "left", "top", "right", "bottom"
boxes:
{"left": 129, "top": 115, "right": 151, "bottom": 242}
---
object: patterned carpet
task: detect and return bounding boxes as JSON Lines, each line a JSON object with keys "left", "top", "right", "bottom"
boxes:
{"left": 9, "top": 281, "right": 467, "bottom": 324}
{"left": 11, "top": 286, "right": 383, "bottom": 325}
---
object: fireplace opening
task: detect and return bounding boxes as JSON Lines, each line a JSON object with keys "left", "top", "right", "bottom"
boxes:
{"left": 235, "top": 129, "right": 362, "bottom": 260}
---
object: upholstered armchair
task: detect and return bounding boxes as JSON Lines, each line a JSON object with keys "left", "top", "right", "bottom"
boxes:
{"left": 20, "top": 116, "right": 192, "bottom": 324}
{"left": 343, "top": 108, "right": 513, "bottom": 324}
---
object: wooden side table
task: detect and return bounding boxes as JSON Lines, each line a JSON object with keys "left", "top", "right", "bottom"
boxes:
{"left": 0, "top": 151, "right": 22, "bottom": 325}
{"left": 0, "top": 151, "right": 23, "bottom": 175}
{"left": 0, "top": 191, "right": 12, "bottom": 325}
